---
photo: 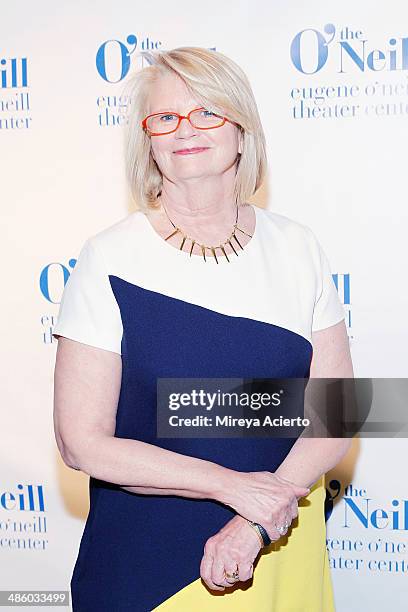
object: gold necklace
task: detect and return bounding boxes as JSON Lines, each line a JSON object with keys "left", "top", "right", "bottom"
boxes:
{"left": 161, "top": 203, "right": 253, "bottom": 263}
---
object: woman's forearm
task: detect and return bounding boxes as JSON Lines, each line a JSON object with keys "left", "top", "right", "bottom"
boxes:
{"left": 120, "top": 485, "right": 206, "bottom": 498}
{"left": 274, "top": 437, "right": 353, "bottom": 489}
{"left": 70, "top": 434, "right": 231, "bottom": 501}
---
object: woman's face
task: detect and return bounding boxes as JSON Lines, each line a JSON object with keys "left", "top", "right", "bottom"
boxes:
{"left": 146, "top": 72, "right": 242, "bottom": 183}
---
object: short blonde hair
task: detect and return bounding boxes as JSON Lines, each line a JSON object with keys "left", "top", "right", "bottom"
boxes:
{"left": 121, "top": 46, "right": 267, "bottom": 210}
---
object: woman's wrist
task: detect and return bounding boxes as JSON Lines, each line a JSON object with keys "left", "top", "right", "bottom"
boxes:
{"left": 274, "top": 465, "right": 315, "bottom": 490}
{"left": 205, "top": 463, "right": 240, "bottom": 505}
{"left": 245, "top": 520, "right": 266, "bottom": 547}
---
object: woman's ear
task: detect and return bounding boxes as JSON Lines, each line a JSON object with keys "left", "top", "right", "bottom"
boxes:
{"left": 238, "top": 129, "right": 244, "bottom": 155}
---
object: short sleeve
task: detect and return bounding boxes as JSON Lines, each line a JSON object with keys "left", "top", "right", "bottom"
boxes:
{"left": 52, "top": 238, "right": 123, "bottom": 354}
{"left": 309, "top": 231, "right": 345, "bottom": 332}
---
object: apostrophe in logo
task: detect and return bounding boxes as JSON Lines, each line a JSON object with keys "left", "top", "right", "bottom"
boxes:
{"left": 290, "top": 24, "right": 408, "bottom": 74}
{"left": 325, "top": 478, "right": 341, "bottom": 522}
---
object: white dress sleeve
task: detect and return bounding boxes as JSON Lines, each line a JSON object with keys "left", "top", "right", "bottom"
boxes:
{"left": 306, "top": 228, "right": 346, "bottom": 333}
{"left": 52, "top": 238, "right": 123, "bottom": 354}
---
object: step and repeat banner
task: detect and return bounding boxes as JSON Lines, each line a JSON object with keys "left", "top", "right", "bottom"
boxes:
{"left": 2, "top": 1, "right": 407, "bottom": 610}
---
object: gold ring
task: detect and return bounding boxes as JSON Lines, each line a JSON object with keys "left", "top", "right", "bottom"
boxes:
{"left": 224, "top": 565, "right": 240, "bottom": 582}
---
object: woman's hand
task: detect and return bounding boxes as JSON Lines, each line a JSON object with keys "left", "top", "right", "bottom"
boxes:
{"left": 200, "top": 515, "right": 262, "bottom": 591}
{"left": 215, "top": 470, "right": 310, "bottom": 541}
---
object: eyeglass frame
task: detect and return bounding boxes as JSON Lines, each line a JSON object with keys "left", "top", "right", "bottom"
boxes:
{"left": 141, "top": 106, "right": 235, "bottom": 136}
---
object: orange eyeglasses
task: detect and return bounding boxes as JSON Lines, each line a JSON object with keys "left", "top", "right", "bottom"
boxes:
{"left": 141, "top": 107, "right": 233, "bottom": 136}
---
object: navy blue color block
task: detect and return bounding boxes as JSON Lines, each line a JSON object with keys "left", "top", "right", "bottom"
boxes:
{"left": 70, "top": 278, "right": 313, "bottom": 611}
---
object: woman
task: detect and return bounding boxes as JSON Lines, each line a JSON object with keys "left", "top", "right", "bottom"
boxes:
{"left": 53, "top": 47, "right": 353, "bottom": 611}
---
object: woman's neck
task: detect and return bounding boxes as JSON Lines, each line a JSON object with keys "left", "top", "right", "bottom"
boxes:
{"left": 144, "top": 196, "right": 255, "bottom": 258}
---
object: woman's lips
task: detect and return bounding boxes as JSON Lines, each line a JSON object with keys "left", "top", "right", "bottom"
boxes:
{"left": 174, "top": 147, "right": 210, "bottom": 155}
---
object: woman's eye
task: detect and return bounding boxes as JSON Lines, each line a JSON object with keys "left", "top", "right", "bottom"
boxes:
{"left": 203, "top": 110, "right": 215, "bottom": 117}
{"left": 160, "top": 114, "right": 176, "bottom": 121}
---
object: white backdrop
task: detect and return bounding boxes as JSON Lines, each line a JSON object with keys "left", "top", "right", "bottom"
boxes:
{"left": 2, "top": 1, "right": 407, "bottom": 610}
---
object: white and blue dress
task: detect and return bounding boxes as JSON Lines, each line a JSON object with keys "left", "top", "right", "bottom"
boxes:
{"left": 53, "top": 204, "right": 345, "bottom": 611}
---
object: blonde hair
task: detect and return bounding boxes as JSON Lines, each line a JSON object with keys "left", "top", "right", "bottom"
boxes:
{"left": 121, "top": 46, "right": 267, "bottom": 211}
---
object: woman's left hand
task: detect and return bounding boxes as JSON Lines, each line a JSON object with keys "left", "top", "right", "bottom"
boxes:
{"left": 200, "top": 515, "right": 263, "bottom": 591}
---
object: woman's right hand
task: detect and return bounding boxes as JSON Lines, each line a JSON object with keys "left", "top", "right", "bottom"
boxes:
{"left": 217, "top": 470, "right": 310, "bottom": 540}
